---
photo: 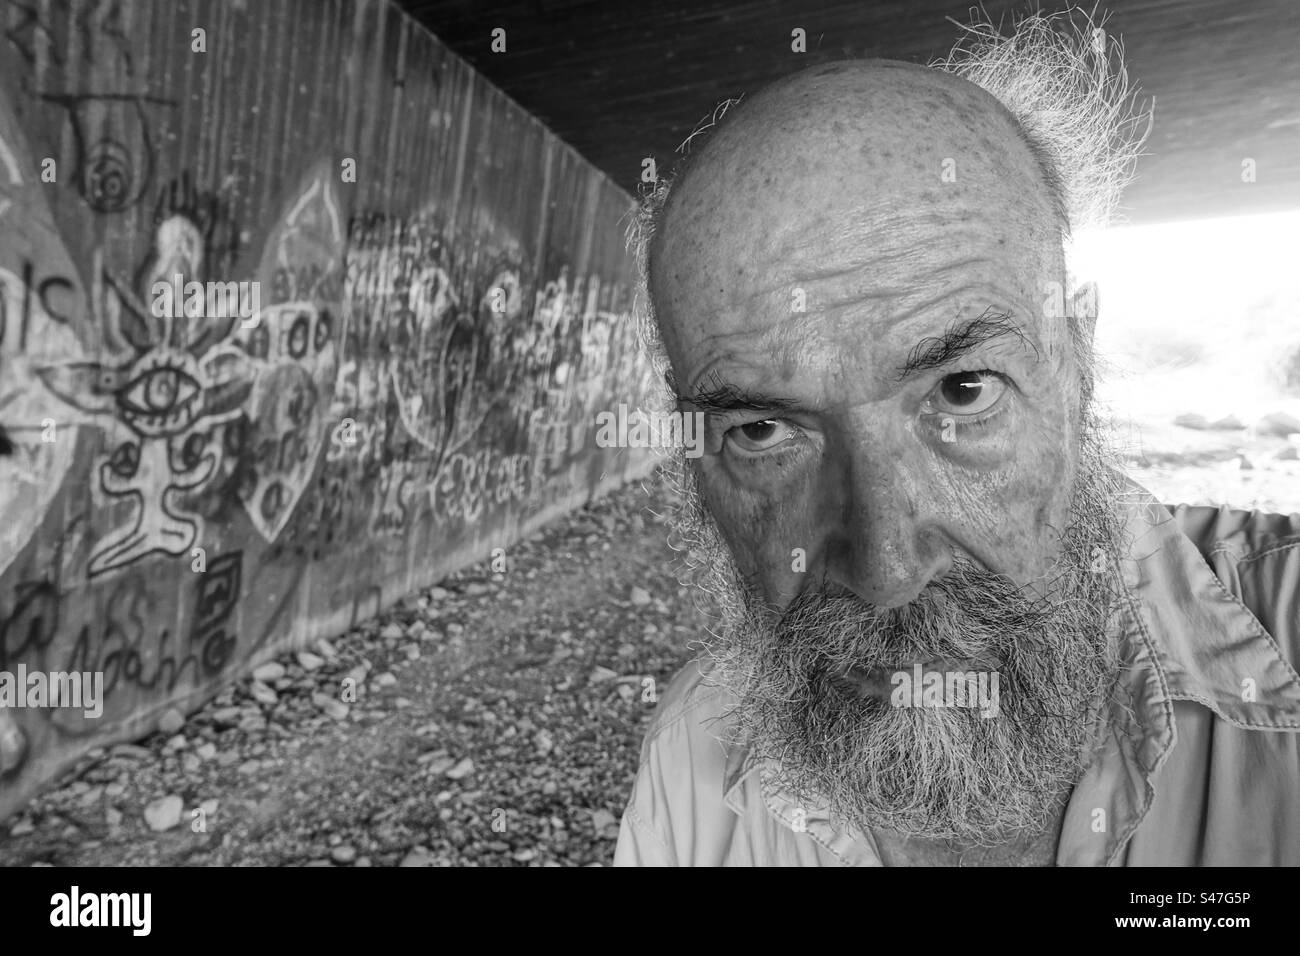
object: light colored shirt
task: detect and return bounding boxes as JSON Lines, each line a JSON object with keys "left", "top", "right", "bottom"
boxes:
{"left": 614, "top": 485, "right": 1300, "bottom": 865}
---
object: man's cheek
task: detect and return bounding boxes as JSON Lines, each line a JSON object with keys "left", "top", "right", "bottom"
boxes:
{"left": 702, "top": 470, "right": 818, "bottom": 607}
{"left": 936, "top": 451, "right": 1073, "bottom": 583}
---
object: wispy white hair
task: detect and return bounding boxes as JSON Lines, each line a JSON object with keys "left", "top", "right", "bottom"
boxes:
{"left": 626, "top": 6, "right": 1154, "bottom": 382}
{"left": 932, "top": 6, "right": 1153, "bottom": 236}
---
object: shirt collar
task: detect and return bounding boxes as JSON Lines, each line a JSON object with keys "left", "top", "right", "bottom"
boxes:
{"left": 1115, "top": 481, "right": 1300, "bottom": 728}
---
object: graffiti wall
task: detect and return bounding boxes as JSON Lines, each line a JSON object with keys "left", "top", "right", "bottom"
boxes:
{"left": 0, "top": 0, "right": 656, "bottom": 820}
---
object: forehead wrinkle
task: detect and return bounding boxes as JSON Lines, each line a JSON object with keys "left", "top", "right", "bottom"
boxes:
{"left": 728, "top": 238, "right": 1028, "bottom": 333}
{"left": 683, "top": 321, "right": 846, "bottom": 404}
{"left": 805, "top": 255, "right": 1010, "bottom": 317}
{"left": 778, "top": 207, "right": 1003, "bottom": 277}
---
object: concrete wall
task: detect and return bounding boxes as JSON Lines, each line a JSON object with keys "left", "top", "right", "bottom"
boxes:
{"left": 0, "top": 0, "right": 656, "bottom": 821}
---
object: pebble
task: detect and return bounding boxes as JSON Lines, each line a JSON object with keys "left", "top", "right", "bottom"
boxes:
{"left": 238, "top": 715, "right": 267, "bottom": 734}
{"left": 330, "top": 845, "right": 357, "bottom": 864}
{"left": 399, "top": 846, "right": 437, "bottom": 867}
{"left": 629, "top": 586, "right": 652, "bottom": 606}
{"left": 196, "top": 743, "right": 218, "bottom": 761}
{"left": 588, "top": 666, "right": 618, "bottom": 685}
{"left": 253, "top": 662, "right": 286, "bottom": 683}
{"left": 429, "top": 587, "right": 451, "bottom": 601}
{"left": 445, "top": 757, "right": 474, "bottom": 780}
{"left": 158, "top": 709, "right": 186, "bottom": 735}
{"left": 143, "top": 794, "right": 184, "bottom": 832}
{"left": 589, "top": 809, "right": 617, "bottom": 831}
{"left": 250, "top": 681, "right": 279, "bottom": 705}
{"left": 111, "top": 744, "right": 154, "bottom": 760}
{"left": 379, "top": 623, "right": 404, "bottom": 640}
{"left": 10, "top": 818, "right": 34, "bottom": 836}
{"left": 211, "top": 707, "right": 242, "bottom": 727}
{"left": 421, "top": 756, "right": 456, "bottom": 776}
{"left": 374, "top": 672, "right": 398, "bottom": 688}
{"left": 311, "top": 693, "right": 349, "bottom": 721}
{"left": 296, "top": 651, "right": 326, "bottom": 671}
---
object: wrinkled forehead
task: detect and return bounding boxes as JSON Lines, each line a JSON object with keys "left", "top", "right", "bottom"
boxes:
{"left": 648, "top": 61, "right": 1066, "bottom": 357}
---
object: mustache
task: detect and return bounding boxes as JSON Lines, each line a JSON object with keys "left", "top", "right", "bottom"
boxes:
{"left": 759, "top": 554, "right": 1061, "bottom": 667}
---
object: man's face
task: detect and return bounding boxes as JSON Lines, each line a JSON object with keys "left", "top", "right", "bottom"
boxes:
{"left": 650, "top": 61, "right": 1126, "bottom": 844}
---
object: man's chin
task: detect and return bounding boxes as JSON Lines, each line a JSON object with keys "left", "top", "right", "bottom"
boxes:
{"left": 750, "top": 692, "right": 1094, "bottom": 846}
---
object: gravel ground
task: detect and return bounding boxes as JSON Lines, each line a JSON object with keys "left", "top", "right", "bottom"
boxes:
{"left": 0, "top": 469, "right": 706, "bottom": 867}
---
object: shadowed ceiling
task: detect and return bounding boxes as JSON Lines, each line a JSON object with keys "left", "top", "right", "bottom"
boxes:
{"left": 399, "top": 0, "right": 1300, "bottom": 225}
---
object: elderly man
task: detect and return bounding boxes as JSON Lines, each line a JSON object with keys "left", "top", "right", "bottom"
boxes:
{"left": 614, "top": 11, "right": 1300, "bottom": 866}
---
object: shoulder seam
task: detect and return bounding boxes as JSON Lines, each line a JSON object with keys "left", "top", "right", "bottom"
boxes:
{"left": 1237, "top": 535, "right": 1300, "bottom": 566}
{"left": 643, "top": 682, "right": 730, "bottom": 744}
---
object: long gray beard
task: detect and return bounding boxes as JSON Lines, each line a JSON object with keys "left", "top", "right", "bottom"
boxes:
{"left": 664, "top": 410, "right": 1131, "bottom": 848}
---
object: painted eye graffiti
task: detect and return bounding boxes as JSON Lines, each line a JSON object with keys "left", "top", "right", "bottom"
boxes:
{"left": 117, "top": 364, "right": 201, "bottom": 430}
{"left": 926, "top": 370, "right": 1006, "bottom": 417}
{"left": 726, "top": 419, "right": 799, "bottom": 454}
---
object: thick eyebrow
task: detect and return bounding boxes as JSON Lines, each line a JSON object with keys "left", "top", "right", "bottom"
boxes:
{"left": 895, "top": 309, "right": 1039, "bottom": 381}
{"left": 677, "top": 374, "right": 797, "bottom": 414}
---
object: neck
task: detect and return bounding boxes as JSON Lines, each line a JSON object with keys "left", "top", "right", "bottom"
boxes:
{"left": 870, "top": 790, "right": 1072, "bottom": 867}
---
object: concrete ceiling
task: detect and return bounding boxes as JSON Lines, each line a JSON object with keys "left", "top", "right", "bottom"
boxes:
{"left": 400, "top": 0, "right": 1300, "bottom": 225}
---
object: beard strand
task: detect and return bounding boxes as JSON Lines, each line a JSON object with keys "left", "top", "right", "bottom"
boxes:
{"left": 663, "top": 407, "right": 1131, "bottom": 847}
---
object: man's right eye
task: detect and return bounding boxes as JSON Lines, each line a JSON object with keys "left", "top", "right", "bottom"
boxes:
{"left": 725, "top": 419, "right": 799, "bottom": 454}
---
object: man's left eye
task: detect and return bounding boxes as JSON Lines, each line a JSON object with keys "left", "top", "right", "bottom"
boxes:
{"left": 925, "top": 370, "right": 1006, "bottom": 416}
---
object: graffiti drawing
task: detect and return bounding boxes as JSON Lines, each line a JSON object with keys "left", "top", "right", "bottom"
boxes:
{"left": 36, "top": 213, "right": 253, "bottom": 575}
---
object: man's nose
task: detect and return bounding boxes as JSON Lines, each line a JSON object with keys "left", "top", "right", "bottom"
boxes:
{"left": 824, "top": 434, "right": 949, "bottom": 608}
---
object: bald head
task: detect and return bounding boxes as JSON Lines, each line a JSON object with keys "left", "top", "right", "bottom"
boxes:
{"left": 652, "top": 58, "right": 1066, "bottom": 302}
